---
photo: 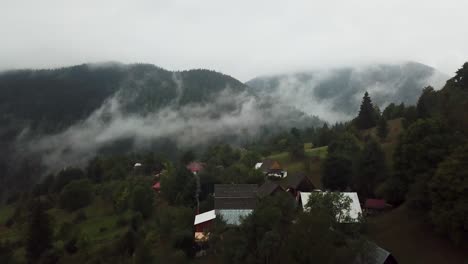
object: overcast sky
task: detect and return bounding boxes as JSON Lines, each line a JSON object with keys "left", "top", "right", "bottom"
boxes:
{"left": 1, "top": 0, "right": 467, "bottom": 81}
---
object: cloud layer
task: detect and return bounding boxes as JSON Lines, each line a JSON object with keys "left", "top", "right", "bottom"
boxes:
{"left": 1, "top": 0, "right": 467, "bottom": 80}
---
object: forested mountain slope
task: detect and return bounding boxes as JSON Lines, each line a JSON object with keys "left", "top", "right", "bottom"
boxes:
{"left": 247, "top": 62, "right": 448, "bottom": 122}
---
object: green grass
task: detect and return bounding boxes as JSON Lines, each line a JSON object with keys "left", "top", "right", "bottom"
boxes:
{"left": 368, "top": 204, "right": 468, "bottom": 264}
{"left": 267, "top": 146, "right": 327, "bottom": 189}
{"left": 0, "top": 204, "right": 21, "bottom": 242}
{"left": 304, "top": 142, "right": 314, "bottom": 149}
{"left": 305, "top": 146, "right": 328, "bottom": 159}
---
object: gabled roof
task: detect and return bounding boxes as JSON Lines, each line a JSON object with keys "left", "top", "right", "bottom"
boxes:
{"left": 194, "top": 210, "right": 216, "bottom": 225}
{"left": 285, "top": 172, "right": 313, "bottom": 189}
{"left": 254, "top": 162, "right": 263, "bottom": 170}
{"left": 354, "top": 241, "right": 394, "bottom": 264}
{"left": 257, "top": 181, "right": 284, "bottom": 198}
{"left": 214, "top": 184, "right": 258, "bottom": 210}
{"left": 214, "top": 184, "right": 257, "bottom": 198}
{"left": 300, "top": 192, "right": 362, "bottom": 223}
{"left": 259, "top": 159, "right": 274, "bottom": 171}
{"left": 269, "top": 161, "right": 282, "bottom": 170}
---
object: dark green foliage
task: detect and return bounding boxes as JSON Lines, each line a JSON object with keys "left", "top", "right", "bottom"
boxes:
{"left": 203, "top": 144, "right": 241, "bottom": 167}
{"left": 86, "top": 157, "right": 103, "bottom": 183}
{"left": 322, "top": 155, "right": 353, "bottom": 191}
{"left": 160, "top": 165, "right": 197, "bottom": 207}
{"left": 377, "top": 117, "right": 389, "bottom": 140}
{"left": 304, "top": 192, "right": 353, "bottom": 223}
{"left": 180, "top": 150, "right": 195, "bottom": 165}
{"left": 26, "top": 201, "right": 53, "bottom": 263}
{"left": 355, "top": 92, "right": 378, "bottom": 129}
{"left": 417, "top": 86, "right": 438, "bottom": 118}
{"left": 322, "top": 133, "right": 360, "bottom": 191}
{"left": 131, "top": 185, "right": 154, "bottom": 218}
{"left": 52, "top": 167, "right": 85, "bottom": 193}
{"left": 240, "top": 150, "right": 261, "bottom": 168}
{"left": 133, "top": 242, "right": 155, "bottom": 263}
{"left": 355, "top": 139, "right": 387, "bottom": 198}
{"left": 0, "top": 241, "right": 16, "bottom": 264}
{"left": 390, "top": 119, "right": 460, "bottom": 207}
{"left": 59, "top": 179, "right": 93, "bottom": 211}
{"left": 288, "top": 130, "right": 305, "bottom": 159}
{"left": 114, "top": 229, "right": 138, "bottom": 257}
{"left": 453, "top": 62, "right": 468, "bottom": 90}
{"left": 328, "top": 132, "right": 360, "bottom": 157}
{"left": 315, "top": 123, "right": 335, "bottom": 147}
{"left": 382, "top": 102, "right": 406, "bottom": 120}
{"left": 428, "top": 144, "right": 468, "bottom": 245}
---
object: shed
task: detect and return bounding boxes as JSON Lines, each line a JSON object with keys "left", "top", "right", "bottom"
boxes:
{"left": 194, "top": 210, "right": 216, "bottom": 232}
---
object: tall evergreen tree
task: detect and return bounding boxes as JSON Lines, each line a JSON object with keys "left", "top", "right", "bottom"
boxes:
{"left": 377, "top": 117, "right": 389, "bottom": 140}
{"left": 355, "top": 139, "right": 387, "bottom": 198}
{"left": 26, "top": 201, "right": 53, "bottom": 263}
{"left": 355, "top": 92, "right": 377, "bottom": 129}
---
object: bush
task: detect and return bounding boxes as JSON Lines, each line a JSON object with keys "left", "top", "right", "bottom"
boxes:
{"left": 73, "top": 211, "right": 87, "bottom": 225}
{"left": 60, "top": 179, "right": 93, "bottom": 211}
{"left": 116, "top": 215, "right": 129, "bottom": 228}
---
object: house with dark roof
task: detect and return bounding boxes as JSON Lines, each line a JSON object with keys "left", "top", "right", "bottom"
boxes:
{"left": 285, "top": 172, "right": 315, "bottom": 196}
{"left": 214, "top": 184, "right": 257, "bottom": 225}
{"left": 257, "top": 181, "right": 285, "bottom": 198}
{"left": 355, "top": 242, "right": 399, "bottom": 264}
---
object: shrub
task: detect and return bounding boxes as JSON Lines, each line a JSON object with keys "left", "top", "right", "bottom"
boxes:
{"left": 59, "top": 179, "right": 93, "bottom": 211}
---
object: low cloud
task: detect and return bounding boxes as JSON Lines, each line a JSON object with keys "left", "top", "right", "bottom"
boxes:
{"left": 22, "top": 88, "right": 318, "bottom": 171}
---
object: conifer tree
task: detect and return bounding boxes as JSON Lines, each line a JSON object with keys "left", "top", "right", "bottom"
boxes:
{"left": 377, "top": 117, "right": 389, "bottom": 140}
{"left": 356, "top": 92, "right": 377, "bottom": 129}
{"left": 26, "top": 201, "right": 53, "bottom": 263}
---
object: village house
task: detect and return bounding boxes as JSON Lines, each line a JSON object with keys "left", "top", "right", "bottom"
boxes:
{"left": 355, "top": 242, "right": 399, "bottom": 264}
{"left": 214, "top": 184, "right": 257, "bottom": 225}
{"left": 194, "top": 210, "right": 216, "bottom": 242}
{"left": 285, "top": 172, "right": 316, "bottom": 197}
{"left": 299, "top": 191, "right": 363, "bottom": 223}
{"left": 255, "top": 159, "right": 287, "bottom": 178}
{"left": 257, "top": 181, "right": 285, "bottom": 198}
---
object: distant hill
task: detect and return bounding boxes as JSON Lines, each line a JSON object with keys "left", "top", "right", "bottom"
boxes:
{"left": 0, "top": 63, "right": 246, "bottom": 134}
{"left": 246, "top": 62, "right": 449, "bottom": 122}
{"left": 0, "top": 63, "right": 322, "bottom": 179}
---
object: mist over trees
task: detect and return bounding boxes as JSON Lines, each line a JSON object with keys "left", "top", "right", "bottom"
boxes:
{"left": 0, "top": 62, "right": 467, "bottom": 263}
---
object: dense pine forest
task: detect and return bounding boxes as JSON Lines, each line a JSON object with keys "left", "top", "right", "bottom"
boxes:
{"left": 0, "top": 62, "right": 467, "bottom": 264}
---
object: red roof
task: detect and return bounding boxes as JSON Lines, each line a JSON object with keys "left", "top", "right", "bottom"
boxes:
{"left": 365, "top": 199, "right": 387, "bottom": 209}
{"left": 187, "top": 162, "right": 205, "bottom": 173}
{"left": 152, "top": 182, "right": 161, "bottom": 191}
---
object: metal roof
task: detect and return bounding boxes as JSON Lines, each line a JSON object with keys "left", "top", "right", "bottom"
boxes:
{"left": 214, "top": 184, "right": 257, "bottom": 198}
{"left": 214, "top": 184, "right": 258, "bottom": 209}
{"left": 194, "top": 210, "right": 216, "bottom": 225}
{"left": 300, "top": 192, "right": 363, "bottom": 223}
{"left": 217, "top": 209, "right": 253, "bottom": 225}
